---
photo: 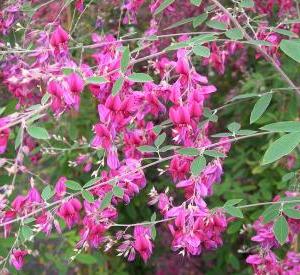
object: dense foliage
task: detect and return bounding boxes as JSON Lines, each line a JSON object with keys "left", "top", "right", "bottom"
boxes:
{"left": 1, "top": 0, "right": 300, "bottom": 274}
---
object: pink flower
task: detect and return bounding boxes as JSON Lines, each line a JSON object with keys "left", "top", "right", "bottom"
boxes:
{"left": 0, "top": 117, "right": 10, "bottom": 154}
{"left": 66, "top": 73, "right": 84, "bottom": 94}
{"left": 54, "top": 177, "right": 67, "bottom": 199}
{"left": 75, "top": 0, "right": 84, "bottom": 12}
{"left": 57, "top": 198, "right": 82, "bottom": 228}
{"left": 50, "top": 25, "right": 69, "bottom": 52}
{"left": 10, "top": 249, "right": 27, "bottom": 270}
{"left": 133, "top": 226, "right": 153, "bottom": 262}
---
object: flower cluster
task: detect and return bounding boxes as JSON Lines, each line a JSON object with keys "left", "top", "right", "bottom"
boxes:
{"left": 0, "top": 0, "right": 300, "bottom": 272}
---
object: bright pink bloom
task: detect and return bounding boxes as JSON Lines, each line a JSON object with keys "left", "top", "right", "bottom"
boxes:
{"left": 133, "top": 226, "right": 153, "bottom": 262}
{"left": 75, "top": 0, "right": 84, "bottom": 12}
{"left": 54, "top": 177, "right": 67, "bottom": 199}
{"left": 10, "top": 249, "right": 27, "bottom": 270}
{"left": 67, "top": 73, "right": 84, "bottom": 94}
{"left": 0, "top": 118, "right": 10, "bottom": 154}
{"left": 57, "top": 198, "right": 82, "bottom": 228}
{"left": 50, "top": 25, "right": 69, "bottom": 52}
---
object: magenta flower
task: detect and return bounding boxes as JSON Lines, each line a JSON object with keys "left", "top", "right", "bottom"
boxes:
{"left": 133, "top": 226, "right": 153, "bottom": 262}
{"left": 57, "top": 198, "right": 82, "bottom": 229}
{"left": 54, "top": 177, "right": 67, "bottom": 199}
{"left": 75, "top": 0, "right": 84, "bottom": 12}
{"left": 0, "top": 117, "right": 10, "bottom": 154}
{"left": 50, "top": 25, "right": 69, "bottom": 53}
{"left": 10, "top": 249, "right": 28, "bottom": 270}
{"left": 66, "top": 73, "right": 84, "bottom": 94}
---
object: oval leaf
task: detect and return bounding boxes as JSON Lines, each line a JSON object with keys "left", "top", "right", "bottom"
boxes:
{"left": 86, "top": 76, "right": 107, "bottom": 84}
{"left": 279, "top": 39, "right": 300, "bottom": 63}
{"left": 273, "top": 216, "right": 289, "bottom": 245}
{"left": 65, "top": 180, "right": 82, "bottom": 191}
{"left": 225, "top": 28, "right": 244, "bottom": 40}
{"left": 153, "top": 0, "right": 175, "bottom": 15}
{"left": 82, "top": 190, "right": 95, "bottom": 203}
{"left": 206, "top": 20, "right": 227, "bottom": 30}
{"left": 250, "top": 94, "right": 272, "bottom": 124}
{"left": 260, "top": 121, "right": 300, "bottom": 132}
{"left": 27, "top": 126, "right": 50, "bottom": 140}
{"left": 262, "top": 132, "right": 300, "bottom": 165}
{"left": 128, "top": 73, "right": 153, "bottom": 82}
{"left": 193, "top": 45, "right": 210, "bottom": 57}
{"left": 191, "top": 155, "right": 206, "bottom": 176}
{"left": 224, "top": 205, "right": 244, "bottom": 218}
{"left": 177, "top": 147, "right": 199, "bottom": 156}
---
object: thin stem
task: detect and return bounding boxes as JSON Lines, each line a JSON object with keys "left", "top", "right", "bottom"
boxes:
{"left": 0, "top": 130, "right": 271, "bottom": 227}
{"left": 111, "top": 217, "right": 175, "bottom": 227}
{"left": 210, "top": 0, "right": 300, "bottom": 96}
{"left": 237, "top": 199, "right": 300, "bottom": 209}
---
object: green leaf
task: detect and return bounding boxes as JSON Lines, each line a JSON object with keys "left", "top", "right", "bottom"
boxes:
{"left": 250, "top": 94, "right": 272, "bottom": 124}
{"left": 100, "top": 191, "right": 113, "bottom": 209}
{"left": 227, "top": 221, "right": 243, "bottom": 234}
{"left": 160, "top": 145, "right": 175, "bottom": 152}
{"left": 262, "top": 132, "right": 300, "bottom": 165}
{"left": 154, "top": 133, "right": 166, "bottom": 147}
{"left": 224, "top": 199, "right": 243, "bottom": 207}
{"left": 15, "top": 127, "right": 22, "bottom": 149}
{"left": 236, "top": 130, "right": 257, "bottom": 136}
{"left": 62, "top": 67, "right": 74, "bottom": 75}
{"left": 128, "top": 73, "right": 153, "bottom": 82}
{"left": 206, "top": 20, "right": 227, "bottom": 30}
{"left": 165, "top": 41, "right": 191, "bottom": 51}
{"left": 192, "top": 13, "right": 208, "bottom": 28}
{"left": 260, "top": 121, "right": 300, "bottom": 132}
{"left": 65, "top": 180, "right": 82, "bottom": 191}
{"left": 41, "top": 185, "right": 54, "bottom": 201}
{"left": 274, "top": 29, "right": 296, "bottom": 37}
{"left": 24, "top": 217, "right": 35, "bottom": 224}
{"left": 262, "top": 204, "right": 280, "bottom": 223}
{"left": 190, "top": 0, "right": 202, "bottom": 6}
{"left": 22, "top": 225, "right": 33, "bottom": 241}
{"left": 248, "top": 40, "right": 273, "bottom": 46}
{"left": 0, "top": 107, "right": 6, "bottom": 116}
{"left": 82, "top": 190, "right": 94, "bottom": 203}
{"left": 239, "top": 0, "right": 254, "bottom": 8}
{"left": 151, "top": 212, "right": 157, "bottom": 222}
{"left": 27, "top": 126, "right": 50, "bottom": 140}
{"left": 76, "top": 254, "right": 97, "bottom": 265}
{"left": 83, "top": 177, "right": 101, "bottom": 188}
{"left": 227, "top": 122, "right": 241, "bottom": 133}
{"left": 273, "top": 216, "right": 289, "bottom": 245}
{"left": 177, "top": 147, "right": 199, "bottom": 156}
{"left": 153, "top": 125, "right": 162, "bottom": 135}
{"left": 279, "top": 39, "right": 300, "bottom": 63}
{"left": 137, "top": 145, "right": 157, "bottom": 153}
{"left": 282, "top": 172, "right": 295, "bottom": 182}
{"left": 112, "top": 77, "right": 124, "bottom": 96}
{"left": 151, "top": 225, "right": 157, "bottom": 240}
{"left": 224, "top": 205, "right": 244, "bottom": 218}
{"left": 113, "top": 186, "right": 124, "bottom": 198}
{"left": 203, "top": 149, "right": 226, "bottom": 158}
{"left": 283, "top": 207, "right": 300, "bottom": 219}
{"left": 86, "top": 76, "right": 108, "bottom": 84}
{"left": 41, "top": 93, "right": 51, "bottom": 105}
{"left": 225, "top": 28, "right": 244, "bottom": 40}
{"left": 165, "top": 17, "right": 195, "bottom": 30}
{"left": 121, "top": 47, "right": 130, "bottom": 73}
{"left": 193, "top": 45, "right": 210, "bottom": 57}
{"left": 230, "top": 93, "right": 258, "bottom": 101}
{"left": 154, "top": 0, "right": 175, "bottom": 15}
{"left": 191, "top": 155, "right": 206, "bottom": 176}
